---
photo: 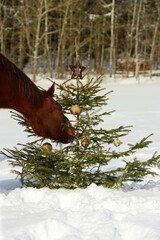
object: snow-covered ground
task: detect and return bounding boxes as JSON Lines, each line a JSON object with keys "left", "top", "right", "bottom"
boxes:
{"left": 1, "top": 75, "right": 160, "bottom": 240}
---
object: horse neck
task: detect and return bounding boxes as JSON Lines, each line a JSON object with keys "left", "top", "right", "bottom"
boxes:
{"left": 10, "top": 85, "right": 45, "bottom": 118}
{"left": 1, "top": 93, "right": 44, "bottom": 118}
{"left": 12, "top": 91, "right": 44, "bottom": 118}
{"left": 0, "top": 67, "right": 44, "bottom": 116}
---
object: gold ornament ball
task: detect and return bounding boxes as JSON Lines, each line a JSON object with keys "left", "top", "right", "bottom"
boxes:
{"left": 70, "top": 104, "right": 81, "bottom": 115}
{"left": 81, "top": 139, "right": 89, "bottom": 148}
{"left": 41, "top": 142, "right": 52, "bottom": 151}
{"left": 113, "top": 139, "right": 121, "bottom": 147}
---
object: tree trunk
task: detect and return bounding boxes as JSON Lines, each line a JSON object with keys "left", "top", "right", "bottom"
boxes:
{"left": 126, "top": 0, "right": 138, "bottom": 76}
{"left": 56, "top": 0, "right": 71, "bottom": 78}
{"left": 32, "top": 0, "right": 44, "bottom": 82}
{"left": 135, "top": 0, "right": 143, "bottom": 81}
{"left": 149, "top": 8, "right": 160, "bottom": 78}
{"left": 109, "top": 0, "right": 115, "bottom": 77}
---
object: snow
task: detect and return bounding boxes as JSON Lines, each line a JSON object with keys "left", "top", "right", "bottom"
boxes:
{"left": 1, "top": 75, "right": 160, "bottom": 240}
{"left": 1, "top": 184, "right": 160, "bottom": 240}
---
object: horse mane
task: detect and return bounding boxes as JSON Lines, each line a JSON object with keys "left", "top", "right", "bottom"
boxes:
{"left": 0, "top": 53, "right": 44, "bottom": 107}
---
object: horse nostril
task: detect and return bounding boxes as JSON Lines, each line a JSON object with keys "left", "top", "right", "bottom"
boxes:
{"left": 60, "top": 128, "right": 75, "bottom": 144}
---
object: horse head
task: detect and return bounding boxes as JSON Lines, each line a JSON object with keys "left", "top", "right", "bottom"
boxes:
{"left": 26, "top": 83, "right": 75, "bottom": 143}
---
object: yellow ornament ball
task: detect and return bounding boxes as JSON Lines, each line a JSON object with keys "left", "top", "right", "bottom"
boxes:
{"left": 70, "top": 104, "right": 81, "bottom": 115}
{"left": 41, "top": 142, "right": 52, "bottom": 151}
{"left": 113, "top": 139, "right": 121, "bottom": 147}
{"left": 81, "top": 139, "right": 89, "bottom": 148}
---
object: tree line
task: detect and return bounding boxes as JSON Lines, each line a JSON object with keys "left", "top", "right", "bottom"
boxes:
{"left": 0, "top": 0, "right": 160, "bottom": 81}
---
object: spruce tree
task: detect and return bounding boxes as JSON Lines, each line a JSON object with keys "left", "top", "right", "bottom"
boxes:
{"left": 1, "top": 57, "right": 160, "bottom": 189}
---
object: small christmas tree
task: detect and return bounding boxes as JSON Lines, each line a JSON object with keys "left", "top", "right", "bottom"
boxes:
{"left": 1, "top": 52, "right": 160, "bottom": 189}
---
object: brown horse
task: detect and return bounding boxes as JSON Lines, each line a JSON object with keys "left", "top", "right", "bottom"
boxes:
{"left": 0, "top": 53, "right": 74, "bottom": 143}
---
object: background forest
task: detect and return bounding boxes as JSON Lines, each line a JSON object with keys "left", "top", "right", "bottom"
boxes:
{"left": 0, "top": 0, "right": 160, "bottom": 81}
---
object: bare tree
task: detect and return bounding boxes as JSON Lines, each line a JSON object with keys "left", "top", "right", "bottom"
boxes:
{"left": 109, "top": 0, "right": 115, "bottom": 77}
{"left": 135, "top": 0, "right": 143, "bottom": 80}
{"left": 0, "top": 1, "right": 7, "bottom": 54}
{"left": 56, "top": 0, "right": 71, "bottom": 78}
{"left": 150, "top": 0, "right": 160, "bottom": 77}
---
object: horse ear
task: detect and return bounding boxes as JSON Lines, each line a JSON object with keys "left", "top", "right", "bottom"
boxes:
{"left": 47, "top": 82, "right": 55, "bottom": 98}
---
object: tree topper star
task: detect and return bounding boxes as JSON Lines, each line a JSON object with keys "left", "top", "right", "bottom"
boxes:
{"left": 69, "top": 64, "right": 86, "bottom": 79}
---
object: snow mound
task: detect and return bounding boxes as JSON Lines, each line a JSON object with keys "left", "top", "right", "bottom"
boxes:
{"left": 1, "top": 184, "right": 160, "bottom": 240}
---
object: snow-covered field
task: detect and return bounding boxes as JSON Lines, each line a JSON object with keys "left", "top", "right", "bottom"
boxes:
{"left": 1, "top": 76, "right": 160, "bottom": 240}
